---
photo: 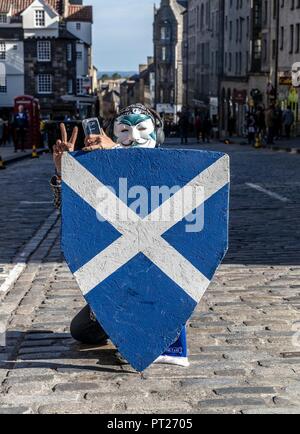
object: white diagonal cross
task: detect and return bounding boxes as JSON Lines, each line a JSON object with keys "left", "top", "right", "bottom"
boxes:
{"left": 63, "top": 153, "right": 229, "bottom": 303}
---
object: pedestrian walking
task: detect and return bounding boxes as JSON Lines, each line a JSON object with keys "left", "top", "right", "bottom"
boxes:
{"left": 247, "top": 113, "right": 257, "bottom": 146}
{"left": 194, "top": 112, "right": 202, "bottom": 143}
{"left": 178, "top": 111, "right": 189, "bottom": 144}
{"left": 0, "top": 116, "right": 4, "bottom": 146}
{"left": 282, "top": 105, "right": 295, "bottom": 139}
{"left": 255, "top": 106, "right": 266, "bottom": 137}
{"left": 266, "top": 104, "right": 277, "bottom": 145}
{"left": 13, "top": 105, "right": 28, "bottom": 152}
{"left": 228, "top": 115, "right": 235, "bottom": 137}
{"left": 202, "top": 114, "right": 212, "bottom": 143}
{"left": 274, "top": 105, "right": 283, "bottom": 140}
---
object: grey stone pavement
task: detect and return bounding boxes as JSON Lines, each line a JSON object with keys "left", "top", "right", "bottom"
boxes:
{"left": 0, "top": 144, "right": 32, "bottom": 161}
{"left": 0, "top": 140, "right": 299, "bottom": 414}
{"left": 227, "top": 135, "right": 300, "bottom": 153}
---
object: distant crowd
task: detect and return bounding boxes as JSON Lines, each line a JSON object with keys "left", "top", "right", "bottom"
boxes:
{"left": 245, "top": 104, "right": 295, "bottom": 146}
{"left": 163, "top": 109, "right": 215, "bottom": 145}
{"left": 162, "top": 103, "right": 296, "bottom": 146}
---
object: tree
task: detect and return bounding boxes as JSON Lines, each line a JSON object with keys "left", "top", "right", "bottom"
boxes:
{"left": 100, "top": 74, "right": 110, "bottom": 81}
{"left": 112, "top": 73, "right": 122, "bottom": 80}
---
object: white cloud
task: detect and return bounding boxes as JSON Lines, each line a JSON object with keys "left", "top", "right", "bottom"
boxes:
{"left": 88, "top": 0, "right": 160, "bottom": 71}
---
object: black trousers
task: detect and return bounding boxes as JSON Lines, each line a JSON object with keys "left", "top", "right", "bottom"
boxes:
{"left": 15, "top": 128, "right": 26, "bottom": 151}
{"left": 70, "top": 304, "right": 109, "bottom": 345}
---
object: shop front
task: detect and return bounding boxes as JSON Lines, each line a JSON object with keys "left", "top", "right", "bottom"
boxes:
{"left": 278, "top": 73, "right": 299, "bottom": 136}
{"left": 221, "top": 85, "right": 248, "bottom": 137}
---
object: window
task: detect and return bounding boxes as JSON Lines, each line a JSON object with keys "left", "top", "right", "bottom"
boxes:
{"left": 77, "top": 77, "right": 84, "bottom": 95}
{"left": 290, "top": 24, "right": 294, "bottom": 53}
{"left": 296, "top": 24, "right": 300, "bottom": 53}
{"left": 35, "top": 10, "right": 45, "bottom": 27}
{"left": 37, "top": 74, "right": 52, "bottom": 94}
{"left": 68, "top": 79, "right": 73, "bottom": 94}
{"left": 67, "top": 44, "right": 72, "bottom": 62}
{"left": 37, "top": 41, "right": 51, "bottom": 61}
{"left": 76, "top": 51, "right": 82, "bottom": 60}
{"left": 0, "top": 42, "right": 6, "bottom": 60}
{"left": 280, "top": 26, "right": 284, "bottom": 50}
{"left": 76, "top": 23, "right": 81, "bottom": 30}
{"left": 162, "top": 46, "right": 166, "bottom": 61}
{"left": 0, "top": 14, "right": 7, "bottom": 23}
{"left": 0, "top": 76, "right": 6, "bottom": 93}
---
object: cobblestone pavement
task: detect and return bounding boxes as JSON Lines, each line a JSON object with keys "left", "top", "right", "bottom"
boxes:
{"left": 228, "top": 136, "right": 300, "bottom": 153}
{"left": 0, "top": 144, "right": 33, "bottom": 162}
{"left": 0, "top": 142, "right": 300, "bottom": 414}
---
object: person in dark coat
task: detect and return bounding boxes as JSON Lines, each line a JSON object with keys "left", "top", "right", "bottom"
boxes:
{"left": 202, "top": 114, "right": 212, "bottom": 143}
{"left": 178, "top": 111, "right": 189, "bottom": 144}
{"left": 14, "top": 105, "right": 28, "bottom": 152}
{"left": 194, "top": 112, "right": 202, "bottom": 143}
{"left": 282, "top": 106, "right": 295, "bottom": 139}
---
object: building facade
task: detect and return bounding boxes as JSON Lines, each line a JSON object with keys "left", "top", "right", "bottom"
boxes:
{"left": 268, "top": 0, "right": 300, "bottom": 134}
{"left": 221, "top": 0, "right": 300, "bottom": 135}
{"left": 184, "top": 0, "right": 224, "bottom": 121}
{"left": 0, "top": 0, "right": 95, "bottom": 119}
{"left": 119, "top": 58, "right": 155, "bottom": 110}
{"left": 154, "top": 0, "right": 187, "bottom": 118}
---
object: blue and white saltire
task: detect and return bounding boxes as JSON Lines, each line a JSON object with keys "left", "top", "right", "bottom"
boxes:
{"left": 62, "top": 149, "right": 230, "bottom": 371}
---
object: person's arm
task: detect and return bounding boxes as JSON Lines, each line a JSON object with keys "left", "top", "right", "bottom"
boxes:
{"left": 50, "top": 174, "right": 62, "bottom": 210}
{"left": 51, "top": 124, "right": 116, "bottom": 211}
{"left": 51, "top": 124, "right": 77, "bottom": 211}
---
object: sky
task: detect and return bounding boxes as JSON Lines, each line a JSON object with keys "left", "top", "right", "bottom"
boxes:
{"left": 88, "top": 0, "right": 160, "bottom": 72}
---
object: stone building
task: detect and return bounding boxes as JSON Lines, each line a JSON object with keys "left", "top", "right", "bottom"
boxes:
{"left": 266, "top": 0, "right": 300, "bottom": 134}
{"left": 221, "top": 0, "right": 300, "bottom": 136}
{"left": 0, "top": 0, "right": 95, "bottom": 119}
{"left": 119, "top": 58, "right": 155, "bottom": 110}
{"left": 153, "top": 0, "right": 187, "bottom": 119}
{"left": 184, "top": 0, "right": 224, "bottom": 122}
{"left": 220, "top": 0, "right": 253, "bottom": 135}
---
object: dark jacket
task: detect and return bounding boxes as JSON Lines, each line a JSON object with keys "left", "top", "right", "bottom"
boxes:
{"left": 14, "top": 112, "right": 28, "bottom": 129}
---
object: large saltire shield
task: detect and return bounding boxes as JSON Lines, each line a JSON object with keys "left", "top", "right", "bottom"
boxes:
{"left": 62, "top": 149, "right": 230, "bottom": 371}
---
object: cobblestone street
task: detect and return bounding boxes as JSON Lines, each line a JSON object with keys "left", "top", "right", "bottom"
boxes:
{"left": 0, "top": 141, "right": 300, "bottom": 414}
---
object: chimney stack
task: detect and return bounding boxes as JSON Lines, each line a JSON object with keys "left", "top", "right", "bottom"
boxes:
{"left": 139, "top": 64, "right": 148, "bottom": 74}
{"left": 63, "top": 0, "right": 69, "bottom": 18}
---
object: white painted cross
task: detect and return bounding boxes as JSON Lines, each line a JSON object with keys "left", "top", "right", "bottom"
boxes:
{"left": 63, "top": 153, "right": 229, "bottom": 303}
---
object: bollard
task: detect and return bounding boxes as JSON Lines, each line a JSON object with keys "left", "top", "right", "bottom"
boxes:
{"left": 0, "top": 155, "right": 6, "bottom": 170}
{"left": 31, "top": 145, "right": 39, "bottom": 159}
{"left": 254, "top": 134, "right": 262, "bottom": 149}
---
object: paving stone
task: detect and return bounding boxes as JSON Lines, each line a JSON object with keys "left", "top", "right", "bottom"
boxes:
{"left": 214, "top": 369, "right": 247, "bottom": 376}
{"left": 53, "top": 382, "right": 103, "bottom": 393}
{"left": 0, "top": 407, "right": 33, "bottom": 414}
{"left": 197, "top": 397, "right": 268, "bottom": 408}
{"left": 213, "top": 386, "right": 276, "bottom": 396}
{"left": 242, "top": 408, "right": 300, "bottom": 414}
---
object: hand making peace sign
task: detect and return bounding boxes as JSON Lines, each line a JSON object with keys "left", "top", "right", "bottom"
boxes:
{"left": 53, "top": 123, "right": 78, "bottom": 176}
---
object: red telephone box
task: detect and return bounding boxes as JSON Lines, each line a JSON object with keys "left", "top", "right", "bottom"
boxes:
{"left": 14, "top": 95, "right": 41, "bottom": 150}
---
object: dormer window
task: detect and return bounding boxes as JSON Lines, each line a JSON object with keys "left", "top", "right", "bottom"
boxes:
{"left": 0, "top": 14, "right": 7, "bottom": 23}
{"left": 35, "top": 10, "right": 45, "bottom": 27}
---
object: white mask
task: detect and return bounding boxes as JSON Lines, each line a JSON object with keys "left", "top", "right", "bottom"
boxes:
{"left": 113, "top": 114, "right": 157, "bottom": 149}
